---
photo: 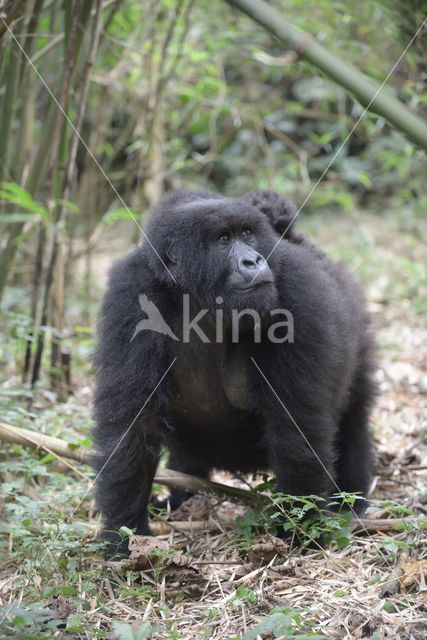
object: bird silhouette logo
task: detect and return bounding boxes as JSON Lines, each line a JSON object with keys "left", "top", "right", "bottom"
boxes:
{"left": 131, "top": 294, "right": 179, "bottom": 342}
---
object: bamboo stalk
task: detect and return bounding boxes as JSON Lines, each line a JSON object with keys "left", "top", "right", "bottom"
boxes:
{"left": 50, "top": 0, "right": 103, "bottom": 391}
{"left": 23, "top": 226, "right": 46, "bottom": 381}
{"left": 30, "top": 5, "right": 84, "bottom": 387}
{"left": 29, "top": 0, "right": 119, "bottom": 64}
{"left": 0, "top": 0, "right": 27, "bottom": 40}
{"left": 0, "top": 63, "right": 62, "bottom": 302}
{"left": 225, "top": 0, "right": 427, "bottom": 150}
{"left": 0, "top": 45, "right": 20, "bottom": 179}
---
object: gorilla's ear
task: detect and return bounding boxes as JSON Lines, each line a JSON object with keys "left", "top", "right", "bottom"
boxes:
{"left": 242, "top": 190, "right": 298, "bottom": 237}
{"left": 165, "top": 242, "right": 177, "bottom": 265}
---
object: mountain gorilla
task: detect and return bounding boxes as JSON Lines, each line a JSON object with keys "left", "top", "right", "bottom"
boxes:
{"left": 92, "top": 189, "right": 375, "bottom": 555}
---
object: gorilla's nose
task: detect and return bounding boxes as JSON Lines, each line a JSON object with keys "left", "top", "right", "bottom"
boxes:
{"left": 238, "top": 251, "right": 267, "bottom": 277}
{"left": 229, "top": 246, "right": 274, "bottom": 290}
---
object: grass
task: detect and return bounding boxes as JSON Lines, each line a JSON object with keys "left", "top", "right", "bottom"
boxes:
{"left": 1, "top": 207, "right": 427, "bottom": 639}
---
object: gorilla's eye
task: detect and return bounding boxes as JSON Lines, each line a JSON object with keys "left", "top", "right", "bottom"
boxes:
{"left": 242, "top": 228, "right": 252, "bottom": 238}
{"left": 219, "top": 232, "right": 231, "bottom": 242}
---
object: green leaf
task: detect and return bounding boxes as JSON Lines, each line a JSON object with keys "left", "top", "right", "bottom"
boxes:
{"left": 66, "top": 612, "right": 83, "bottom": 632}
{"left": 39, "top": 453, "right": 56, "bottom": 464}
{"left": 56, "top": 198, "right": 79, "bottom": 213}
{"left": 59, "top": 586, "right": 78, "bottom": 596}
{"left": 382, "top": 601, "right": 396, "bottom": 614}
{"left": 0, "top": 213, "right": 38, "bottom": 223}
{"left": 0, "top": 182, "right": 51, "bottom": 220}
{"left": 74, "top": 325, "right": 93, "bottom": 334}
{"left": 356, "top": 171, "right": 373, "bottom": 189}
{"left": 103, "top": 207, "right": 138, "bottom": 225}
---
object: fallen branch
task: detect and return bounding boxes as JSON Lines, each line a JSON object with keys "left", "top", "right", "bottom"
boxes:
{"left": 155, "top": 467, "right": 255, "bottom": 502}
{"left": 0, "top": 421, "right": 91, "bottom": 464}
{"left": 352, "top": 517, "right": 418, "bottom": 534}
{"left": 155, "top": 517, "right": 419, "bottom": 535}
{"left": 0, "top": 421, "right": 255, "bottom": 503}
{"left": 80, "top": 516, "right": 419, "bottom": 537}
{"left": 1, "top": 422, "right": 424, "bottom": 535}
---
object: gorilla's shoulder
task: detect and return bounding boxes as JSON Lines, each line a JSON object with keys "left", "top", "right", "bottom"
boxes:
{"left": 106, "top": 246, "right": 155, "bottom": 297}
{"left": 277, "top": 235, "right": 364, "bottom": 311}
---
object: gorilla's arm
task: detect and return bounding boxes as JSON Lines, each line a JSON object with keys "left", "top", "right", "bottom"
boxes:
{"left": 252, "top": 244, "right": 356, "bottom": 503}
{"left": 92, "top": 249, "right": 171, "bottom": 554}
{"left": 254, "top": 346, "right": 337, "bottom": 501}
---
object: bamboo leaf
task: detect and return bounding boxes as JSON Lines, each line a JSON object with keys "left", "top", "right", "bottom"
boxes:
{"left": 0, "top": 213, "right": 41, "bottom": 224}
{"left": 103, "top": 207, "right": 138, "bottom": 225}
{"left": 0, "top": 182, "right": 51, "bottom": 220}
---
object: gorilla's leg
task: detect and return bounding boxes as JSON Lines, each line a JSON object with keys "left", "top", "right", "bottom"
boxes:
{"left": 265, "top": 400, "right": 372, "bottom": 543}
{"left": 264, "top": 410, "right": 337, "bottom": 540}
{"left": 267, "top": 416, "right": 336, "bottom": 500}
{"left": 335, "top": 368, "right": 375, "bottom": 513}
{"left": 93, "top": 420, "right": 161, "bottom": 557}
{"left": 155, "top": 450, "right": 211, "bottom": 511}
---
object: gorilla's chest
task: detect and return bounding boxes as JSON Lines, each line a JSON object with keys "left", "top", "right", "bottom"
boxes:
{"left": 171, "top": 340, "right": 254, "bottom": 426}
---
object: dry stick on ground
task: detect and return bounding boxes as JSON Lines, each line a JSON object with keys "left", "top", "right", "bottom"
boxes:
{"left": 0, "top": 422, "right": 255, "bottom": 503}
{"left": 0, "top": 422, "right": 91, "bottom": 464}
{"left": 0, "top": 421, "right": 422, "bottom": 534}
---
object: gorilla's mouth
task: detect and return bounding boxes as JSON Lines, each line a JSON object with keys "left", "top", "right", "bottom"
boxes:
{"left": 232, "top": 281, "right": 274, "bottom": 293}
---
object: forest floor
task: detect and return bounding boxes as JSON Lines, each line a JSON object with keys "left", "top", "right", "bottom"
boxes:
{"left": 0, "top": 207, "right": 426, "bottom": 639}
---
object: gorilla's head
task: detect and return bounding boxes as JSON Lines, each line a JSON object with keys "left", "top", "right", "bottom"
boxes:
{"left": 143, "top": 189, "right": 296, "bottom": 320}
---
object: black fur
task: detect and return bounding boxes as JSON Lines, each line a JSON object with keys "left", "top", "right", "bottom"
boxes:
{"left": 92, "top": 189, "right": 375, "bottom": 555}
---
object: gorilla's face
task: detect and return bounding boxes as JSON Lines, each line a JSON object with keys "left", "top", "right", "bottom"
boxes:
{"left": 202, "top": 214, "right": 279, "bottom": 316}
{"left": 146, "top": 193, "right": 280, "bottom": 320}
